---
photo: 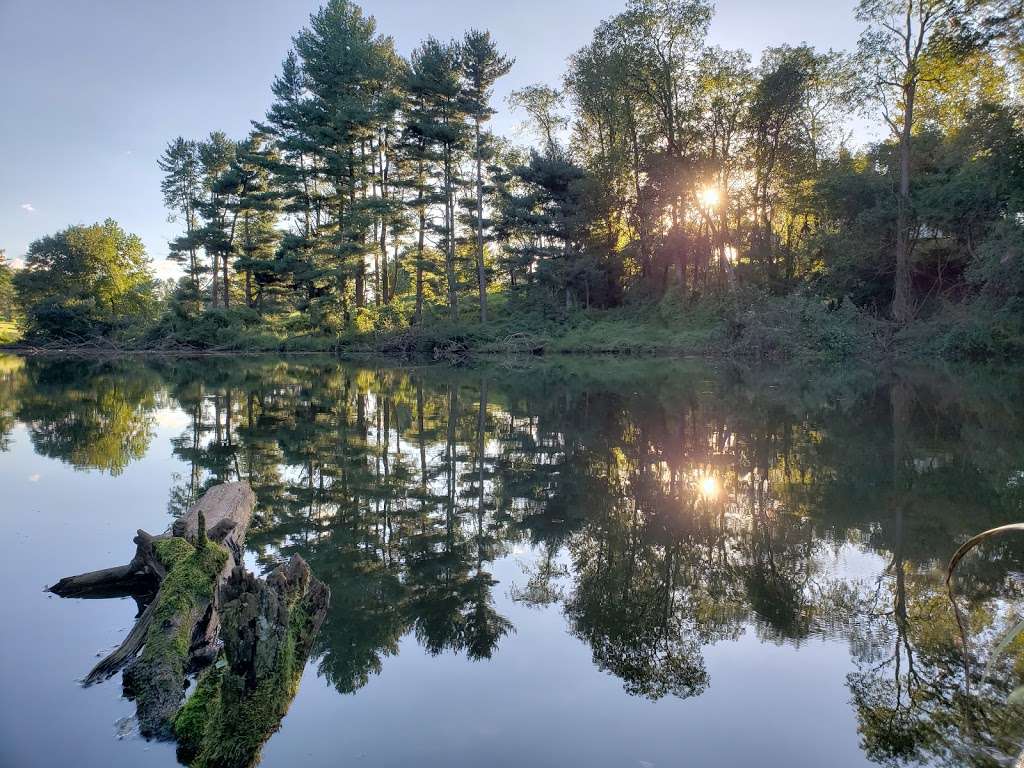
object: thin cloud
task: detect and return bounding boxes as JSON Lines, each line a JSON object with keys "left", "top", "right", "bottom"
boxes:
{"left": 20, "top": 203, "right": 35, "bottom": 213}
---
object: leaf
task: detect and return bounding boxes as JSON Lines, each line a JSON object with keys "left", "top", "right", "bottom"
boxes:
{"left": 947, "top": 523, "right": 1024, "bottom": 587}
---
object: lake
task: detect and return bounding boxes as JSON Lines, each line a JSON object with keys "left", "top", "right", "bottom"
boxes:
{"left": 1, "top": 354, "right": 1022, "bottom": 768}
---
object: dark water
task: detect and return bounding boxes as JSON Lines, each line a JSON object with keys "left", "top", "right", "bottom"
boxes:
{"left": 1, "top": 354, "right": 1022, "bottom": 768}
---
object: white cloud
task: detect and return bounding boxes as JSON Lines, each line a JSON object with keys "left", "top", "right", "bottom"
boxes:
{"left": 20, "top": 203, "right": 35, "bottom": 213}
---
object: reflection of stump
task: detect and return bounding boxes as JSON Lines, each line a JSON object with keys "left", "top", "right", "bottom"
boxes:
{"left": 50, "top": 482, "right": 330, "bottom": 765}
{"left": 174, "top": 556, "right": 329, "bottom": 768}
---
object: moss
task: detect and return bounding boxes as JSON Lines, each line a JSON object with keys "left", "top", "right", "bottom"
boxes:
{"left": 176, "top": 598, "right": 316, "bottom": 768}
{"left": 154, "top": 537, "right": 196, "bottom": 569}
{"left": 131, "top": 537, "right": 228, "bottom": 735}
{"left": 174, "top": 666, "right": 223, "bottom": 759}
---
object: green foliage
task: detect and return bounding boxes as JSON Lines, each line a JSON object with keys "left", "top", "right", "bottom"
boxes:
{"left": 727, "top": 292, "right": 882, "bottom": 364}
{"left": 13, "top": 0, "right": 1013, "bottom": 364}
{"left": 14, "top": 219, "right": 158, "bottom": 342}
{"left": 0, "top": 253, "right": 17, "bottom": 323}
{"left": 0, "top": 322, "right": 20, "bottom": 345}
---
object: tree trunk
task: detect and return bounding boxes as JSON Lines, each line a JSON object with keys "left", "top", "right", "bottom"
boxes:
{"left": 416, "top": 188, "right": 426, "bottom": 325}
{"left": 474, "top": 120, "right": 487, "bottom": 323}
{"left": 893, "top": 83, "right": 916, "bottom": 325}
{"left": 50, "top": 483, "right": 330, "bottom": 764}
{"left": 174, "top": 556, "right": 329, "bottom": 768}
{"left": 222, "top": 254, "right": 230, "bottom": 309}
{"left": 444, "top": 145, "right": 458, "bottom": 322}
{"left": 50, "top": 483, "right": 256, "bottom": 738}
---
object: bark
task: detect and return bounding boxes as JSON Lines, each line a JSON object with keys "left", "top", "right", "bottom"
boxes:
{"left": 50, "top": 483, "right": 256, "bottom": 737}
{"left": 474, "top": 120, "right": 487, "bottom": 323}
{"left": 415, "top": 185, "right": 426, "bottom": 325}
{"left": 51, "top": 483, "right": 330, "bottom": 762}
{"left": 893, "top": 82, "right": 916, "bottom": 325}
{"left": 444, "top": 143, "right": 459, "bottom": 321}
{"left": 174, "top": 556, "right": 329, "bottom": 768}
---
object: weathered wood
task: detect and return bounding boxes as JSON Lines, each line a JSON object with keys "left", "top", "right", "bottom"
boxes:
{"left": 123, "top": 483, "right": 256, "bottom": 739}
{"left": 84, "top": 599, "right": 160, "bottom": 685}
{"left": 49, "top": 483, "right": 253, "bottom": 598}
{"left": 173, "top": 556, "right": 330, "bottom": 768}
{"left": 48, "top": 563, "right": 152, "bottom": 599}
{"left": 177, "top": 482, "right": 254, "bottom": 548}
{"left": 52, "top": 482, "right": 329, "bottom": 759}
{"left": 52, "top": 484, "right": 255, "bottom": 716}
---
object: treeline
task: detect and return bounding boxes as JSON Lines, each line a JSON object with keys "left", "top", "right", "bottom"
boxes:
{"left": 7, "top": 0, "right": 1024, "bottom": 358}
{"left": 156, "top": 1, "right": 515, "bottom": 336}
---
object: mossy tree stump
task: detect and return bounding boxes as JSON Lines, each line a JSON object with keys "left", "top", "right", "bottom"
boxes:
{"left": 51, "top": 483, "right": 330, "bottom": 765}
{"left": 174, "top": 556, "right": 329, "bottom": 768}
{"left": 50, "top": 484, "right": 284, "bottom": 732}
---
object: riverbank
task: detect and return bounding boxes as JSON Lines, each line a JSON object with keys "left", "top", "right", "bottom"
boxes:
{"left": 4, "top": 291, "right": 1020, "bottom": 366}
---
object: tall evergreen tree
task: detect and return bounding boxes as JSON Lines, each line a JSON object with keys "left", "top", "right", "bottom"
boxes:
{"left": 407, "top": 38, "right": 470, "bottom": 321}
{"left": 461, "top": 30, "right": 513, "bottom": 323}
{"left": 158, "top": 138, "right": 204, "bottom": 299}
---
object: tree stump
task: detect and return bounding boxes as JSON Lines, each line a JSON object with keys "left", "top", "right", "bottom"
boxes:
{"left": 50, "top": 481, "right": 329, "bottom": 762}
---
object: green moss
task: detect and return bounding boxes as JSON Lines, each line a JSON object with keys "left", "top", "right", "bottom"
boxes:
{"left": 132, "top": 537, "right": 228, "bottom": 733}
{"left": 154, "top": 537, "right": 196, "bottom": 569}
{"left": 174, "top": 666, "right": 223, "bottom": 759}
{"left": 175, "top": 598, "right": 316, "bottom": 768}
{"left": 149, "top": 538, "right": 227, "bottom": 657}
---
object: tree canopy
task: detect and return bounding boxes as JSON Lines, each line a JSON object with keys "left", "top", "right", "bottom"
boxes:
{"left": 14, "top": 219, "right": 158, "bottom": 342}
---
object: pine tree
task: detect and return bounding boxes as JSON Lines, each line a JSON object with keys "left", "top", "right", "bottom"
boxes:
{"left": 231, "top": 133, "right": 283, "bottom": 311}
{"left": 158, "top": 138, "right": 204, "bottom": 300}
{"left": 196, "top": 132, "right": 240, "bottom": 309}
{"left": 254, "top": 51, "right": 322, "bottom": 306}
{"left": 406, "top": 38, "right": 470, "bottom": 321}
{"left": 292, "top": 0, "right": 403, "bottom": 321}
{"left": 461, "top": 30, "right": 514, "bottom": 323}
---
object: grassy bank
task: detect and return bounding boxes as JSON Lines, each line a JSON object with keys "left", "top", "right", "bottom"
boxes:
{"left": 5, "top": 290, "right": 1020, "bottom": 368}
{"left": 0, "top": 321, "right": 21, "bottom": 345}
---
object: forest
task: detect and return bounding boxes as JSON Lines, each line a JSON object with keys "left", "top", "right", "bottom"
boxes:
{"left": 5, "top": 0, "right": 1024, "bottom": 363}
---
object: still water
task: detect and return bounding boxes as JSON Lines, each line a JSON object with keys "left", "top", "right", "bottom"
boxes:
{"left": 0, "top": 354, "right": 1022, "bottom": 768}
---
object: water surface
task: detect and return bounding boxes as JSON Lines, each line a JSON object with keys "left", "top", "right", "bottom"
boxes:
{"left": 1, "top": 355, "right": 1022, "bottom": 767}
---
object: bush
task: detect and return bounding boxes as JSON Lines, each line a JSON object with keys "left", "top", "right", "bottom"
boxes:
{"left": 727, "top": 292, "right": 882, "bottom": 364}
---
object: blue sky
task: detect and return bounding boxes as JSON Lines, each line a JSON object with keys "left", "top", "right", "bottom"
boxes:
{"left": 0, "top": 0, "right": 863, "bottom": 275}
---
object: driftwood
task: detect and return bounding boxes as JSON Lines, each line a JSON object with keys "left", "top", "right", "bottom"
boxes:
{"left": 50, "top": 485, "right": 255, "bottom": 735}
{"left": 51, "top": 482, "right": 330, "bottom": 763}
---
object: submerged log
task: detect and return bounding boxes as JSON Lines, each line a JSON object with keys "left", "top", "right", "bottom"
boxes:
{"left": 51, "top": 482, "right": 330, "bottom": 760}
{"left": 48, "top": 562, "right": 154, "bottom": 599}
{"left": 50, "top": 483, "right": 256, "bottom": 737}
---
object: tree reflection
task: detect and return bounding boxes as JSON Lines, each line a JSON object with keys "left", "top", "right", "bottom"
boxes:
{"left": 15, "top": 359, "right": 157, "bottom": 475}
{"left": 8, "top": 356, "right": 1024, "bottom": 765}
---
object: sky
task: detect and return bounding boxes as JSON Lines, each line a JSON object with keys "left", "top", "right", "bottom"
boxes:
{"left": 0, "top": 0, "right": 865, "bottom": 276}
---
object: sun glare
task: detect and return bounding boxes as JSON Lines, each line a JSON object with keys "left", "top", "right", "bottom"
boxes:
{"left": 699, "top": 475, "right": 720, "bottom": 501}
{"left": 697, "top": 186, "right": 721, "bottom": 209}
